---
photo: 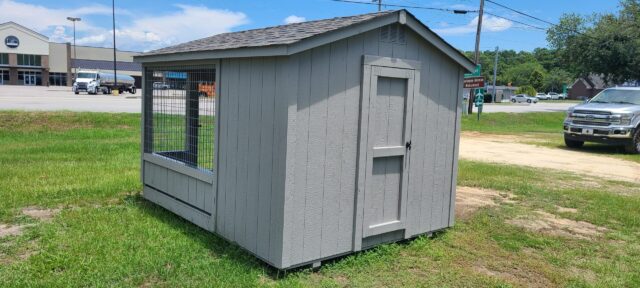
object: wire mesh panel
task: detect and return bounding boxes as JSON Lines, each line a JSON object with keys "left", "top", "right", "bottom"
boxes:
{"left": 143, "top": 64, "right": 216, "bottom": 171}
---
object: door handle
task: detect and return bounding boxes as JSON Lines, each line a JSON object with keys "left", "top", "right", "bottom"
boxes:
{"left": 406, "top": 141, "right": 412, "bottom": 150}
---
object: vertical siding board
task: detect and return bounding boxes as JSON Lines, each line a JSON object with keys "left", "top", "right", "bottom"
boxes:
{"left": 430, "top": 53, "right": 447, "bottom": 230}
{"left": 440, "top": 61, "right": 458, "bottom": 228}
{"left": 235, "top": 58, "right": 251, "bottom": 246}
{"left": 281, "top": 55, "right": 299, "bottom": 267}
{"left": 245, "top": 58, "right": 263, "bottom": 253}
{"left": 405, "top": 31, "right": 423, "bottom": 236}
{"left": 269, "top": 57, "right": 293, "bottom": 265}
{"left": 290, "top": 51, "right": 311, "bottom": 265}
{"left": 338, "top": 34, "right": 364, "bottom": 252}
{"left": 420, "top": 45, "right": 440, "bottom": 232}
{"left": 257, "top": 58, "right": 276, "bottom": 259}
{"left": 449, "top": 69, "right": 463, "bottom": 226}
{"left": 303, "top": 45, "right": 330, "bottom": 262}
{"left": 223, "top": 59, "right": 240, "bottom": 240}
{"left": 201, "top": 181, "right": 213, "bottom": 214}
{"left": 217, "top": 59, "right": 229, "bottom": 233}
{"left": 321, "top": 39, "right": 348, "bottom": 257}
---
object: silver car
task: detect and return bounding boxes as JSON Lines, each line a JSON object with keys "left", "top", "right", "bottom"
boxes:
{"left": 511, "top": 94, "right": 539, "bottom": 104}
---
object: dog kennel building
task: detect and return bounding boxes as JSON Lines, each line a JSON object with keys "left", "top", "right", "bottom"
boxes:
{"left": 135, "top": 10, "right": 474, "bottom": 269}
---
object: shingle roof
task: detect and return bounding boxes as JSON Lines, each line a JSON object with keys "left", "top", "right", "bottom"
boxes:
{"left": 142, "top": 10, "right": 395, "bottom": 56}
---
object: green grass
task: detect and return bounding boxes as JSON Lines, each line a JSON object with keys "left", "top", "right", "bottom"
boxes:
{"left": 1, "top": 111, "right": 639, "bottom": 287}
{"left": 462, "top": 112, "right": 640, "bottom": 163}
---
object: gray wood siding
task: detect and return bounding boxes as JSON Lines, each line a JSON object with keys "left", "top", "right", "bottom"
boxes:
{"left": 142, "top": 161, "right": 214, "bottom": 230}
{"left": 215, "top": 56, "right": 292, "bottom": 267}
{"left": 281, "top": 26, "right": 462, "bottom": 267}
{"left": 141, "top": 23, "right": 465, "bottom": 270}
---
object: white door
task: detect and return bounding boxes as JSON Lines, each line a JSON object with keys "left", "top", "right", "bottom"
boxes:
{"left": 357, "top": 61, "right": 419, "bottom": 239}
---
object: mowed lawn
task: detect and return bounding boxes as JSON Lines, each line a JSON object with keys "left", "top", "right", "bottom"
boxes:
{"left": 462, "top": 112, "right": 640, "bottom": 163}
{"left": 0, "top": 111, "right": 639, "bottom": 287}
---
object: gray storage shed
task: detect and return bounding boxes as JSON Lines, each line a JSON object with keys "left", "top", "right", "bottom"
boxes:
{"left": 135, "top": 9, "right": 474, "bottom": 269}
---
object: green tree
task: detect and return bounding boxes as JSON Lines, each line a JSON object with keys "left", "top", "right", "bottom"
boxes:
{"left": 543, "top": 68, "right": 573, "bottom": 92}
{"left": 547, "top": 0, "right": 640, "bottom": 83}
{"left": 515, "top": 85, "right": 536, "bottom": 96}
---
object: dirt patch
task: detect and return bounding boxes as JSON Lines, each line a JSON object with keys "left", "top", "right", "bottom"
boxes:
{"left": 460, "top": 132, "right": 640, "bottom": 183}
{"left": 555, "top": 206, "right": 578, "bottom": 214}
{"left": 473, "top": 262, "right": 553, "bottom": 288}
{"left": 22, "top": 207, "right": 60, "bottom": 221}
{"left": 456, "top": 186, "right": 516, "bottom": 219}
{"left": 0, "top": 224, "right": 35, "bottom": 238}
{"left": 507, "top": 211, "right": 607, "bottom": 240}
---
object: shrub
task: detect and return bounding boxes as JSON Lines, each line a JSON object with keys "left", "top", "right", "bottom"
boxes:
{"left": 516, "top": 85, "right": 536, "bottom": 96}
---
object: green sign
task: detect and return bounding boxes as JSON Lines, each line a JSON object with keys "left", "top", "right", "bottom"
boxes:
{"left": 464, "top": 64, "right": 481, "bottom": 78}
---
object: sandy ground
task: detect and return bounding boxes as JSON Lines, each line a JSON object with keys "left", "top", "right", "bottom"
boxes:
{"left": 459, "top": 132, "right": 640, "bottom": 183}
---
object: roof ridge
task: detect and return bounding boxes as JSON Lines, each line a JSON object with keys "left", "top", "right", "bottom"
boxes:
{"left": 143, "top": 10, "right": 399, "bottom": 55}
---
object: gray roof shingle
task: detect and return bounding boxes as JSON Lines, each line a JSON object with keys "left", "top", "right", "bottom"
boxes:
{"left": 142, "top": 11, "right": 395, "bottom": 56}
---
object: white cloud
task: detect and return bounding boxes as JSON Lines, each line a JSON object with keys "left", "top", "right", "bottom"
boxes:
{"left": 0, "top": 0, "right": 120, "bottom": 33}
{"left": 433, "top": 15, "right": 512, "bottom": 36}
{"left": 283, "top": 15, "right": 306, "bottom": 24}
{"left": 0, "top": 0, "right": 248, "bottom": 51}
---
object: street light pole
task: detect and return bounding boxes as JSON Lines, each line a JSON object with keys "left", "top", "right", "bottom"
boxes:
{"left": 66, "top": 17, "right": 81, "bottom": 81}
{"left": 112, "top": 0, "right": 117, "bottom": 92}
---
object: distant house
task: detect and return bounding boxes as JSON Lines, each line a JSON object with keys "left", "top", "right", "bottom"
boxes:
{"left": 485, "top": 85, "right": 519, "bottom": 102}
{"left": 568, "top": 74, "right": 608, "bottom": 99}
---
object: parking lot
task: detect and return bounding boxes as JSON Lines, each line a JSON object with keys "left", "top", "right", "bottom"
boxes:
{"left": 0, "top": 86, "right": 141, "bottom": 113}
{"left": 1, "top": 86, "right": 580, "bottom": 114}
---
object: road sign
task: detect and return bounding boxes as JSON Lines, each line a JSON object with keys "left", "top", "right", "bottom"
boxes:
{"left": 464, "top": 64, "right": 481, "bottom": 78}
{"left": 463, "top": 76, "right": 485, "bottom": 88}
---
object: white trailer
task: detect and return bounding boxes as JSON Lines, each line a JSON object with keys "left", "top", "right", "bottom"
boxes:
{"left": 73, "top": 70, "right": 137, "bottom": 95}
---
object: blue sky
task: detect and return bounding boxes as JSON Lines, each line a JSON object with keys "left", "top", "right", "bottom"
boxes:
{"left": 0, "top": 0, "right": 620, "bottom": 52}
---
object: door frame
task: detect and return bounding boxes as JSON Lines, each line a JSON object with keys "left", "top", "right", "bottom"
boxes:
{"left": 353, "top": 55, "right": 421, "bottom": 250}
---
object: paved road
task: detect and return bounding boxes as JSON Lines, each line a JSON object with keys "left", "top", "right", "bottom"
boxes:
{"left": 1, "top": 86, "right": 579, "bottom": 114}
{"left": 475, "top": 102, "right": 578, "bottom": 113}
{"left": 0, "top": 86, "right": 142, "bottom": 113}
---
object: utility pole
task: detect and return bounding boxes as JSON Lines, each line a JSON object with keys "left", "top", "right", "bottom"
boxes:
{"left": 492, "top": 46, "right": 499, "bottom": 103}
{"left": 468, "top": 0, "right": 485, "bottom": 114}
{"left": 112, "top": 0, "right": 118, "bottom": 92}
{"left": 66, "top": 17, "right": 81, "bottom": 81}
{"left": 374, "top": 0, "right": 382, "bottom": 11}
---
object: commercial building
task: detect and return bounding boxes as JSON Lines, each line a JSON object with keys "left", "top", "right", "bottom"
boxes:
{"left": 0, "top": 21, "right": 141, "bottom": 87}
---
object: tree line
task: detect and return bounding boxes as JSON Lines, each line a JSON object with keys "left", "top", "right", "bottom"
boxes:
{"left": 463, "top": 48, "right": 571, "bottom": 94}
{"left": 462, "top": 0, "right": 640, "bottom": 94}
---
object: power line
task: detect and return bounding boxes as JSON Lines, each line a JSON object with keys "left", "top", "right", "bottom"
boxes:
{"left": 486, "top": 0, "right": 555, "bottom": 26}
{"left": 330, "top": 0, "right": 478, "bottom": 13}
{"left": 484, "top": 11, "right": 546, "bottom": 31}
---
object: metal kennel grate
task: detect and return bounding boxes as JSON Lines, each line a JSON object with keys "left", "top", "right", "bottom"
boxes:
{"left": 143, "top": 64, "right": 216, "bottom": 171}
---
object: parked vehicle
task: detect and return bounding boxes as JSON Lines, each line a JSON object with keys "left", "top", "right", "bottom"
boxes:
{"left": 547, "top": 92, "right": 560, "bottom": 100}
{"left": 73, "top": 71, "right": 136, "bottom": 95}
{"left": 536, "top": 92, "right": 550, "bottom": 100}
{"left": 558, "top": 93, "right": 567, "bottom": 100}
{"left": 511, "top": 94, "right": 539, "bottom": 104}
{"left": 153, "top": 82, "right": 170, "bottom": 90}
{"left": 563, "top": 87, "right": 640, "bottom": 153}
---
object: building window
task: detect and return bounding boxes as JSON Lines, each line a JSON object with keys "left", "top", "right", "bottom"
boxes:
{"left": 17, "top": 54, "right": 42, "bottom": 66}
{"left": 143, "top": 64, "right": 216, "bottom": 171}
{"left": 49, "top": 72, "right": 67, "bottom": 86}
{"left": 0, "top": 70, "right": 8, "bottom": 85}
{"left": 0, "top": 53, "right": 8, "bottom": 65}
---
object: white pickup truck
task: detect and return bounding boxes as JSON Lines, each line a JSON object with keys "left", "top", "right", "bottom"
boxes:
{"left": 563, "top": 87, "right": 640, "bottom": 153}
